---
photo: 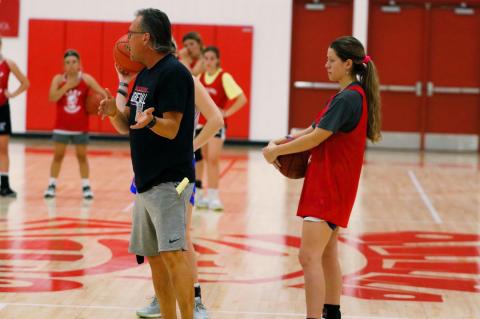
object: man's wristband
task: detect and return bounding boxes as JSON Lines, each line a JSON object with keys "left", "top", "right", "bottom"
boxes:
{"left": 146, "top": 116, "right": 157, "bottom": 129}
{"left": 119, "top": 82, "right": 129, "bottom": 88}
{"left": 117, "top": 89, "right": 128, "bottom": 97}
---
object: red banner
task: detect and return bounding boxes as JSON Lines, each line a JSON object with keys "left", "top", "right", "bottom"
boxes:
{"left": 0, "top": 0, "right": 20, "bottom": 37}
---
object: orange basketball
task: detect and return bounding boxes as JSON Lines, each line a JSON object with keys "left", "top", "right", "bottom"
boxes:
{"left": 276, "top": 138, "right": 310, "bottom": 179}
{"left": 85, "top": 89, "right": 104, "bottom": 115}
{"left": 113, "top": 34, "right": 144, "bottom": 74}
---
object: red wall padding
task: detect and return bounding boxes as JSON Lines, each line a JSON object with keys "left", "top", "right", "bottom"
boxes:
{"left": 215, "top": 26, "right": 253, "bottom": 138}
{"left": 26, "top": 19, "right": 253, "bottom": 139}
{"left": 27, "top": 20, "right": 65, "bottom": 131}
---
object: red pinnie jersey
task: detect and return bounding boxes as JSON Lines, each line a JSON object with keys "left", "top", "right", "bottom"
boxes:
{"left": 198, "top": 70, "right": 228, "bottom": 126}
{"left": 0, "top": 60, "right": 11, "bottom": 106}
{"left": 54, "top": 76, "right": 89, "bottom": 132}
{"left": 297, "top": 84, "right": 368, "bottom": 228}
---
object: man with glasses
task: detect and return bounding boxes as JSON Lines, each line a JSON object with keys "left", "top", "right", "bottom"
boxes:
{"left": 99, "top": 8, "right": 195, "bottom": 319}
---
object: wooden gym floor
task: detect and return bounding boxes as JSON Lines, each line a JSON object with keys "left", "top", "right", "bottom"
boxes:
{"left": 0, "top": 137, "right": 478, "bottom": 319}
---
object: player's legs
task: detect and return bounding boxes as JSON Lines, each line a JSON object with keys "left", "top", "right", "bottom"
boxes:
{"left": 299, "top": 220, "right": 334, "bottom": 318}
{"left": 205, "top": 133, "right": 224, "bottom": 210}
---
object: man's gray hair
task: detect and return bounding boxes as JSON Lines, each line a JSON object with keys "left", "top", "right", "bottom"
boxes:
{"left": 136, "top": 8, "right": 175, "bottom": 54}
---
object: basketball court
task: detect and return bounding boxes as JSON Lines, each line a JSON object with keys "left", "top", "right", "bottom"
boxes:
{"left": 0, "top": 138, "right": 478, "bottom": 319}
{"left": 0, "top": 0, "right": 479, "bottom": 318}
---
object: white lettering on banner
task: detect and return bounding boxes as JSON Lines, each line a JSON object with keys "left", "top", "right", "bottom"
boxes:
{"left": 64, "top": 90, "right": 81, "bottom": 114}
{"left": 0, "top": 122, "right": 6, "bottom": 132}
{"left": 130, "top": 91, "right": 147, "bottom": 113}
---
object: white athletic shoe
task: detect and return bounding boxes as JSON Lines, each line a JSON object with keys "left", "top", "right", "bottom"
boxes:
{"left": 195, "top": 189, "right": 209, "bottom": 209}
{"left": 44, "top": 184, "right": 56, "bottom": 199}
{"left": 82, "top": 186, "right": 94, "bottom": 200}
{"left": 194, "top": 297, "right": 209, "bottom": 319}
{"left": 136, "top": 296, "right": 161, "bottom": 318}
{"left": 136, "top": 296, "right": 208, "bottom": 318}
{"left": 208, "top": 198, "right": 224, "bottom": 211}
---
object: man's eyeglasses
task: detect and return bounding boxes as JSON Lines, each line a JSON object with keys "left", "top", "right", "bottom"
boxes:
{"left": 127, "top": 30, "right": 146, "bottom": 40}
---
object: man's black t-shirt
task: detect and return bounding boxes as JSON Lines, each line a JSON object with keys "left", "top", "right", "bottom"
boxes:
{"left": 313, "top": 82, "right": 363, "bottom": 133}
{"left": 127, "top": 54, "right": 195, "bottom": 193}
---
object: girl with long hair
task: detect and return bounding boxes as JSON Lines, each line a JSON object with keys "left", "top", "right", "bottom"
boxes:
{"left": 263, "top": 36, "right": 381, "bottom": 319}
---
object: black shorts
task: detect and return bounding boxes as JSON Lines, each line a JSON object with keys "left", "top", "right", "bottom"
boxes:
{"left": 303, "top": 216, "right": 338, "bottom": 231}
{"left": 0, "top": 103, "right": 12, "bottom": 135}
{"left": 195, "top": 126, "right": 226, "bottom": 140}
{"left": 193, "top": 126, "right": 226, "bottom": 162}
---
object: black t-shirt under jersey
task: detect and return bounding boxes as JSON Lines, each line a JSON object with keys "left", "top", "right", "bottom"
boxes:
{"left": 128, "top": 54, "right": 195, "bottom": 193}
{"left": 313, "top": 82, "right": 363, "bottom": 133}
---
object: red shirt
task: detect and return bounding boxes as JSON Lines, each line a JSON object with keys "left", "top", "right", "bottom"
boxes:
{"left": 296, "top": 84, "right": 368, "bottom": 228}
{"left": 198, "top": 70, "right": 228, "bottom": 126}
{"left": 189, "top": 59, "right": 198, "bottom": 70}
{"left": 0, "top": 60, "right": 11, "bottom": 106}
{"left": 54, "top": 75, "right": 89, "bottom": 132}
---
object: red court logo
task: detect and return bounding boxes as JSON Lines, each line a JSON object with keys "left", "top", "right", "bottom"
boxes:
{"left": 0, "top": 218, "right": 478, "bottom": 303}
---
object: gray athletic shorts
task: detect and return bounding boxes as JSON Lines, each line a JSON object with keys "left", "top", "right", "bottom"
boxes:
{"left": 52, "top": 132, "right": 89, "bottom": 145}
{"left": 129, "top": 182, "right": 194, "bottom": 256}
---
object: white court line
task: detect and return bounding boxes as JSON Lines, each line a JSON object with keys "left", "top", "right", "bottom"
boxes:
{"left": 408, "top": 170, "right": 442, "bottom": 224}
{"left": 122, "top": 201, "right": 135, "bottom": 213}
{"left": 3, "top": 302, "right": 406, "bottom": 318}
{"left": 0, "top": 303, "right": 6, "bottom": 310}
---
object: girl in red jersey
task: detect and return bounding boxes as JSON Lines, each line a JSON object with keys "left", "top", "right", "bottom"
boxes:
{"left": 0, "top": 37, "right": 30, "bottom": 197}
{"left": 178, "top": 32, "right": 205, "bottom": 76}
{"left": 195, "top": 46, "right": 247, "bottom": 210}
{"left": 263, "top": 36, "right": 382, "bottom": 319}
{"left": 44, "top": 50, "right": 105, "bottom": 199}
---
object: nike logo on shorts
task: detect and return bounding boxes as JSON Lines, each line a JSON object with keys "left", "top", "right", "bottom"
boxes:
{"left": 169, "top": 237, "right": 181, "bottom": 244}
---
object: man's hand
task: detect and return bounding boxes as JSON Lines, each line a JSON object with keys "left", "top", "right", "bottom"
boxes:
{"left": 130, "top": 107, "right": 155, "bottom": 129}
{"left": 98, "top": 88, "right": 118, "bottom": 119}
{"left": 115, "top": 64, "right": 136, "bottom": 84}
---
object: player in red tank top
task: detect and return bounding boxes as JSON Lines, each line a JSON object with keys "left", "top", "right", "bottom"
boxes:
{"left": 178, "top": 32, "right": 205, "bottom": 76}
{"left": 195, "top": 46, "right": 247, "bottom": 211}
{"left": 44, "top": 49, "right": 105, "bottom": 200}
{"left": 263, "top": 37, "right": 382, "bottom": 319}
{"left": 0, "top": 37, "right": 30, "bottom": 197}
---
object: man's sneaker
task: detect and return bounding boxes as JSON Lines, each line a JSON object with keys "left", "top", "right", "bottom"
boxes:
{"left": 195, "top": 189, "right": 209, "bottom": 209}
{"left": 136, "top": 296, "right": 161, "bottom": 318}
{"left": 194, "top": 297, "right": 209, "bottom": 319}
{"left": 43, "top": 184, "right": 56, "bottom": 199}
{"left": 82, "top": 186, "right": 94, "bottom": 200}
{"left": 0, "top": 187, "right": 17, "bottom": 198}
{"left": 208, "top": 198, "right": 224, "bottom": 211}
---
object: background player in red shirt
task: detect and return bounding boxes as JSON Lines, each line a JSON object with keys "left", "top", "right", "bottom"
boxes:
{"left": 178, "top": 32, "right": 205, "bottom": 76}
{"left": 0, "top": 37, "right": 30, "bottom": 197}
{"left": 195, "top": 46, "right": 247, "bottom": 211}
{"left": 44, "top": 50, "right": 105, "bottom": 199}
{"left": 263, "top": 36, "right": 382, "bottom": 319}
